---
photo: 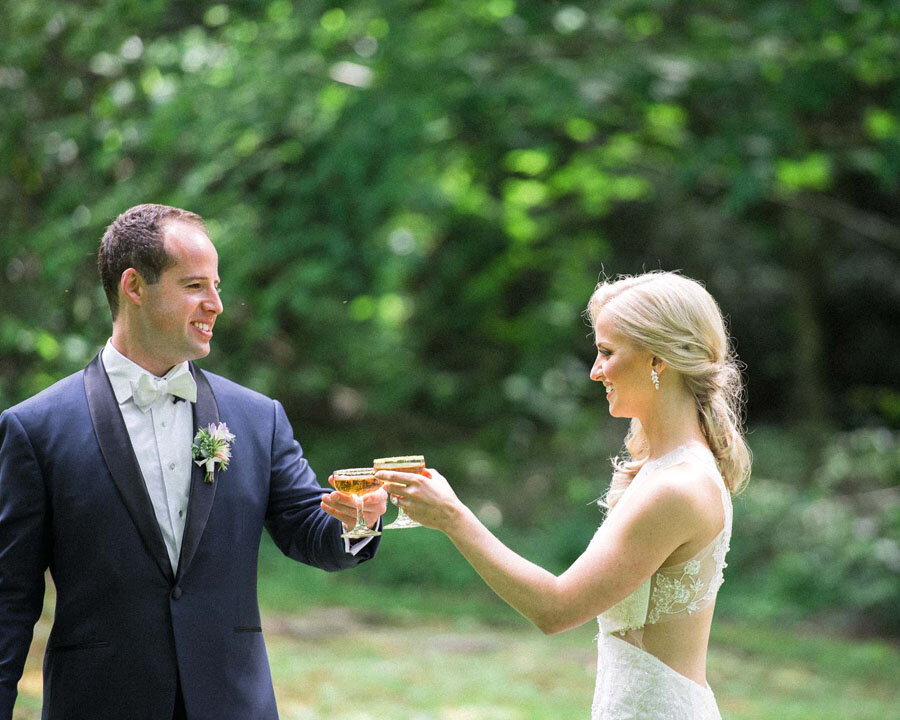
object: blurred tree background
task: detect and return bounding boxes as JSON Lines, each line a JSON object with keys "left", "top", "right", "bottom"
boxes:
{"left": 1, "top": 0, "right": 898, "bottom": 642}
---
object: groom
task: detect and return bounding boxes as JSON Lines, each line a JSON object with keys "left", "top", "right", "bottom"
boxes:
{"left": 0, "top": 204, "right": 386, "bottom": 719}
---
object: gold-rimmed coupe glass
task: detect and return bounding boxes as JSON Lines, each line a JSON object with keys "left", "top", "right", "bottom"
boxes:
{"left": 374, "top": 455, "right": 425, "bottom": 530}
{"left": 329, "top": 467, "right": 383, "bottom": 539}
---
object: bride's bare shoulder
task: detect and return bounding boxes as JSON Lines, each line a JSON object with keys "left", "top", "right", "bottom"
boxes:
{"left": 653, "top": 459, "right": 725, "bottom": 529}
{"left": 627, "top": 459, "right": 723, "bottom": 529}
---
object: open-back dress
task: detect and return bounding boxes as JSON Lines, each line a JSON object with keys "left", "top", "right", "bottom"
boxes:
{"left": 592, "top": 445, "right": 731, "bottom": 719}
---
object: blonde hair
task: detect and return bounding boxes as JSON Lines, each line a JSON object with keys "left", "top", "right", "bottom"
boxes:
{"left": 587, "top": 271, "right": 751, "bottom": 507}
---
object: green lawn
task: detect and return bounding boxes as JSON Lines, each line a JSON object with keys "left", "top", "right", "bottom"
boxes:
{"left": 11, "top": 537, "right": 900, "bottom": 719}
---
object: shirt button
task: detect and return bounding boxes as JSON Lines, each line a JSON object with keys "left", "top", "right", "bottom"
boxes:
{"left": 161, "top": 420, "right": 168, "bottom": 427}
{"left": 169, "top": 463, "right": 176, "bottom": 471}
{"left": 178, "top": 510, "right": 184, "bottom": 518}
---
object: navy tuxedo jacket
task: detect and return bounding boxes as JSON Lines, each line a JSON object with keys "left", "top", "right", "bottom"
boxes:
{"left": 0, "top": 355, "right": 378, "bottom": 719}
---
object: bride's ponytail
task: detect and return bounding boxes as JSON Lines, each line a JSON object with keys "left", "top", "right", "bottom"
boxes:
{"left": 694, "top": 360, "right": 751, "bottom": 495}
{"left": 588, "top": 272, "right": 751, "bottom": 509}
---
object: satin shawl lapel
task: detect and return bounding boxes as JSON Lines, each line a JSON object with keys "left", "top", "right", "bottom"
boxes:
{"left": 176, "top": 363, "right": 220, "bottom": 582}
{"left": 84, "top": 354, "right": 174, "bottom": 583}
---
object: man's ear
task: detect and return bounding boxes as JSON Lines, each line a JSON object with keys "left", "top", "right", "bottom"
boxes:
{"left": 119, "top": 268, "right": 144, "bottom": 308}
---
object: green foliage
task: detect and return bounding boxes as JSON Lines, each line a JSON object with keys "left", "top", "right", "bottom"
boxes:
{"left": 725, "top": 428, "right": 900, "bottom": 635}
{"left": 1, "top": 0, "right": 898, "bottom": 631}
{"left": 3, "top": 0, "right": 898, "bottom": 430}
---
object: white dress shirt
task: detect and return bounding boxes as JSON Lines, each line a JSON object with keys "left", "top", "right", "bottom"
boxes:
{"left": 102, "top": 340, "right": 194, "bottom": 572}
{"left": 101, "top": 340, "right": 370, "bottom": 568}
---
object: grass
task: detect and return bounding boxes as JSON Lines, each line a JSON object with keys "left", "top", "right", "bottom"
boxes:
{"left": 264, "top": 610, "right": 596, "bottom": 719}
{"left": 11, "top": 534, "right": 900, "bottom": 719}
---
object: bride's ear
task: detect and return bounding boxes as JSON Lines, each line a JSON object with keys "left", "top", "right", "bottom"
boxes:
{"left": 651, "top": 357, "right": 668, "bottom": 376}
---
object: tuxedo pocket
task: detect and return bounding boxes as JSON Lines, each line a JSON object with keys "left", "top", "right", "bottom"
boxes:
{"left": 49, "top": 640, "right": 110, "bottom": 652}
{"left": 234, "top": 626, "right": 262, "bottom": 633}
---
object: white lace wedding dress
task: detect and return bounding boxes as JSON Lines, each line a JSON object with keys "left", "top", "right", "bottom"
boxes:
{"left": 592, "top": 445, "right": 731, "bottom": 719}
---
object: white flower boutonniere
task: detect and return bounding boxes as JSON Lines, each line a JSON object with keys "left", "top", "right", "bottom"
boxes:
{"left": 191, "top": 422, "right": 235, "bottom": 483}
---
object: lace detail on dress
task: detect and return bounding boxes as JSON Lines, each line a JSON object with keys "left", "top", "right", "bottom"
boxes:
{"left": 597, "top": 578, "right": 650, "bottom": 635}
{"left": 646, "top": 529, "right": 729, "bottom": 624}
{"left": 597, "top": 444, "right": 732, "bottom": 633}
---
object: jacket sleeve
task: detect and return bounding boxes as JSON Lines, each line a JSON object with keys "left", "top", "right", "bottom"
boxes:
{"left": 0, "top": 410, "right": 50, "bottom": 719}
{"left": 263, "top": 400, "right": 379, "bottom": 571}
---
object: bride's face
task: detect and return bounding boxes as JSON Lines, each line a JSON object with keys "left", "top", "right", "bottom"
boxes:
{"left": 590, "top": 309, "right": 655, "bottom": 418}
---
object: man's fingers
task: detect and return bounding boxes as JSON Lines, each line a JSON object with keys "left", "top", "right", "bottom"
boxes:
{"left": 321, "top": 492, "right": 359, "bottom": 516}
{"left": 321, "top": 495, "right": 352, "bottom": 513}
{"left": 362, "top": 487, "right": 389, "bottom": 502}
{"left": 320, "top": 503, "right": 354, "bottom": 528}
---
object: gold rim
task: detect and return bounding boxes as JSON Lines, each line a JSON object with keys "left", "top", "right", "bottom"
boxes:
{"left": 332, "top": 467, "right": 376, "bottom": 478}
{"left": 373, "top": 455, "right": 425, "bottom": 468}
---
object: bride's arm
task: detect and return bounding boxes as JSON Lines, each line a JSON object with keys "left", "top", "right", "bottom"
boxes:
{"left": 379, "top": 467, "right": 703, "bottom": 634}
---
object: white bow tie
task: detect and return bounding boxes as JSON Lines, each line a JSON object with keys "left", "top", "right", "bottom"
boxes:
{"left": 131, "top": 367, "right": 197, "bottom": 412}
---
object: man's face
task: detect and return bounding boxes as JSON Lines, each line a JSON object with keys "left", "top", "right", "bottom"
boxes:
{"left": 135, "top": 220, "right": 223, "bottom": 374}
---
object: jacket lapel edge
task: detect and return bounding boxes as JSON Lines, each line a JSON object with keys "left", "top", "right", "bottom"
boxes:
{"left": 176, "top": 363, "right": 220, "bottom": 582}
{"left": 83, "top": 354, "right": 174, "bottom": 583}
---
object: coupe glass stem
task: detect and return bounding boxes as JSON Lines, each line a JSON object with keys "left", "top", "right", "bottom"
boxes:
{"left": 353, "top": 495, "right": 365, "bottom": 532}
{"left": 395, "top": 499, "right": 412, "bottom": 524}
{"left": 340, "top": 494, "right": 369, "bottom": 539}
{"left": 351, "top": 494, "right": 371, "bottom": 535}
{"left": 385, "top": 494, "right": 421, "bottom": 529}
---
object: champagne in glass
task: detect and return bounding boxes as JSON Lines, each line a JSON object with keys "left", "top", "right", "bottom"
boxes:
{"left": 329, "top": 467, "right": 382, "bottom": 539}
{"left": 374, "top": 455, "right": 425, "bottom": 530}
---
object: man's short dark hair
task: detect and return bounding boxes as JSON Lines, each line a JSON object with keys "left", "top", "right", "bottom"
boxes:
{"left": 98, "top": 204, "right": 206, "bottom": 318}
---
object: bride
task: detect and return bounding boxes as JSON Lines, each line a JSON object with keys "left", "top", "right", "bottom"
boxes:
{"left": 374, "top": 271, "right": 750, "bottom": 718}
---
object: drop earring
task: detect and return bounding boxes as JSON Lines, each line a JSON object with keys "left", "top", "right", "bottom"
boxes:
{"left": 651, "top": 369, "right": 660, "bottom": 390}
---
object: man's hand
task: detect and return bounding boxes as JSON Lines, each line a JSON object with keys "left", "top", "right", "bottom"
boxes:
{"left": 320, "top": 485, "right": 388, "bottom": 532}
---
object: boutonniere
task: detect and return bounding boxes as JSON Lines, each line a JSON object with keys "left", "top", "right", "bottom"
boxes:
{"left": 191, "top": 422, "right": 235, "bottom": 483}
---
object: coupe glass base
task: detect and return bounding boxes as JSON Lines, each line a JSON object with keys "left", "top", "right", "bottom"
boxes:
{"left": 342, "top": 526, "right": 382, "bottom": 539}
{"left": 384, "top": 514, "right": 421, "bottom": 530}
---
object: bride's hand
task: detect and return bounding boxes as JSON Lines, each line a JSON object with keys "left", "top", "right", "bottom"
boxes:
{"left": 376, "top": 467, "right": 462, "bottom": 533}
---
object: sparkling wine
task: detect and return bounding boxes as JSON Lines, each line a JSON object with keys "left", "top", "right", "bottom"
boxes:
{"left": 373, "top": 455, "right": 426, "bottom": 474}
{"left": 331, "top": 476, "right": 381, "bottom": 495}
{"left": 329, "top": 468, "right": 381, "bottom": 495}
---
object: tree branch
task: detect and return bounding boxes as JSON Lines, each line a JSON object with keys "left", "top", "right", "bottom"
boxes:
{"left": 777, "top": 195, "right": 900, "bottom": 252}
